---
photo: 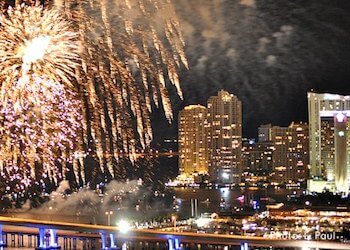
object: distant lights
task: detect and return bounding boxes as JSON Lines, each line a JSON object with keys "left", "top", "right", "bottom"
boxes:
{"left": 222, "top": 172, "right": 230, "bottom": 180}
{"left": 196, "top": 217, "right": 212, "bottom": 227}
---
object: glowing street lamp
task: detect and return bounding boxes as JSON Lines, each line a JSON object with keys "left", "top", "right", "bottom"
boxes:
{"left": 196, "top": 217, "right": 212, "bottom": 228}
{"left": 171, "top": 215, "right": 177, "bottom": 229}
{"left": 105, "top": 211, "right": 113, "bottom": 226}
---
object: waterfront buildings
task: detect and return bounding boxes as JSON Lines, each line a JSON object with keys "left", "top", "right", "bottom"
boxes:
{"left": 255, "top": 123, "right": 309, "bottom": 184}
{"left": 178, "top": 90, "right": 242, "bottom": 184}
{"left": 178, "top": 90, "right": 324, "bottom": 187}
{"left": 258, "top": 124, "right": 272, "bottom": 142}
{"left": 308, "top": 92, "right": 350, "bottom": 193}
{"left": 207, "top": 90, "right": 242, "bottom": 184}
{"left": 271, "top": 123, "right": 309, "bottom": 184}
{"left": 178, "top": 105, "right": 209, "bottom": 177}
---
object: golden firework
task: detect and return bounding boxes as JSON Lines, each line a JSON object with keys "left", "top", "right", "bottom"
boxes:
{"left": 0, "top": 0, "right": 187, "bottom": 187}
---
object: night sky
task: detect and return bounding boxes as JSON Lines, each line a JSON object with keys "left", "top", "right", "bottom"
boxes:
{"left": 153, "top": 0, "right": 350, "bottom": 144}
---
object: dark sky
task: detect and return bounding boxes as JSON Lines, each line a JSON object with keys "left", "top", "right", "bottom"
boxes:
{"left": 153, "top": 0, "right": 350, "bottom": 143}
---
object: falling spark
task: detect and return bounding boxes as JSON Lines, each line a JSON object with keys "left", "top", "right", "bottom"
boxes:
{"left": 55, "top": 0, "right": 187, "bottom": 182}
{"left": 0, "top": 76, "right": 82, "bottom": 185}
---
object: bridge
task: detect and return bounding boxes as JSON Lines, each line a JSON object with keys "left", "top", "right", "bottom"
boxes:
{"left": 0, "top": 216, "right": 348, "bottom": 250}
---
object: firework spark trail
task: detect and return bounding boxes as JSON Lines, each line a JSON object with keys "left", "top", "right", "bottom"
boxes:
{"left": 53, "top": 0, "right": 187, "bottom": 183}
{"left": 0, "top": 0, "right": 186, "bottom": 188}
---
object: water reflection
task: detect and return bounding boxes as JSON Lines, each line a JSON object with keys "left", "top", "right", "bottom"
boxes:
{"left": 173, "top": 187, "right": 302, "bottom": 219}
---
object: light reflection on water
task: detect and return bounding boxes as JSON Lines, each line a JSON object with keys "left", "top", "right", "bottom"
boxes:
{"left": 174, "top": 187, "right": 301, "bottom": 219}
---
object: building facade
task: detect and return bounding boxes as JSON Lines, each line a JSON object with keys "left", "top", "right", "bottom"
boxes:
{"left": 308, "top": 92, "right": 350, "bottom": 193}
{"left": 178, "top": 105, "right": 209, "bottom": 176}
{"left": 271, "top": 122, "right": 309, "bottom": 184}
{"left": 207, "top": 90, "right": 242, "bottom": 184}
{"left": 242, "top": 140, "right": 273, "bottom": 176}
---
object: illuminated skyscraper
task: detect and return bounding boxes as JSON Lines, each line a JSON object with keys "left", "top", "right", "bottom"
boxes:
{"left": 207, "top": 90, "right": 242, "bottom": 184}
{"left": 178, "top": 105, "right": 208, "bottom": 176}
{"left": 308, "top": 92, "right": 350, "bottom": 193}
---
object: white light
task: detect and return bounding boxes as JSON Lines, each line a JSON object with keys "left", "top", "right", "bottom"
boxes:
{"left": 196, "top": 217, "right": 212, "bottom": 227}
{"left": 323, "top": 93, "right": 341, "bottom": 100}
{"left": 336, "top": 113, "right": 346, "bottom": 123}
{"left": 222, "top": 172, "right": 230, "bottom": 180}
{"left": 117, "top": 220, "right": 132, "bottom": 234}
{"left": 22, "top": 36, "right": 51, "bottom": 64}
{"left": 338, "top": 131, "right": 345, "bottom": 137}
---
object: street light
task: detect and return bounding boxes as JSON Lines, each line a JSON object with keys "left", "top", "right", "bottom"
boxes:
{"left": 105, "top": 211, "right": 113, "bottom": 226}
{"left": 196, "top": 217, "right": 211, "bottom": 228}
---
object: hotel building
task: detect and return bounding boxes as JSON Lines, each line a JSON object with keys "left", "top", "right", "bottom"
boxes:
{"left": 308, "top": 92, "right": 350, "bottom": 193}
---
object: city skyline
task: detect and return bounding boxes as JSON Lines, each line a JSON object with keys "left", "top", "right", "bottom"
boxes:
{"left": 0, "top": 1, "right": 349, "bottom": 249}
{"left": 178, "top": 90, "right": 310, "bottom": 186}
{"left": 178, "top": 90, "right": 350, "bottom": 193}
{"left": 155, "top": 89, "right": 350, "bottom": 149}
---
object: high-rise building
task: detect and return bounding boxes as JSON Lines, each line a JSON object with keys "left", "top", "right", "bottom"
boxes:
{"left": 207, "top": 90, "right": 242, "bottom": 184}
{"left": 178, "top": 105, "right": 209, "bottom": 176}
{"left": 270, "top": 122, "right": 309, "bottom": 184}
{"left": 308, "top": 92, "right": 350, "bottom": 193}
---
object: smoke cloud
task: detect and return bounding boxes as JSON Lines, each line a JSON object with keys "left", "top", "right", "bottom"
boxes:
{"left": 12, "top": 180, "right": 173, "bottom": 224}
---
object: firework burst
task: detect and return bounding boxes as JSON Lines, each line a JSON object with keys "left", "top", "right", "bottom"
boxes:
{"left": 0, "top": 4, "right": 79, "bottom": 109}
{"left": 0, "top": 0, "right": 187, "bottom": 188}
{"left": 0, "top": 3, "right": 82, "bottom": 188}
{"left": 0, "top": 76, "right": 82, "bottom": 186}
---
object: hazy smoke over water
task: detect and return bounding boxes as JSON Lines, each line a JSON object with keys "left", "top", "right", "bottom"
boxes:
{"left": 15, "top": 180, "right": 152, "bottom": 224}
{"left": 10, "top": 178, "right": 177, "bottom": 225}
